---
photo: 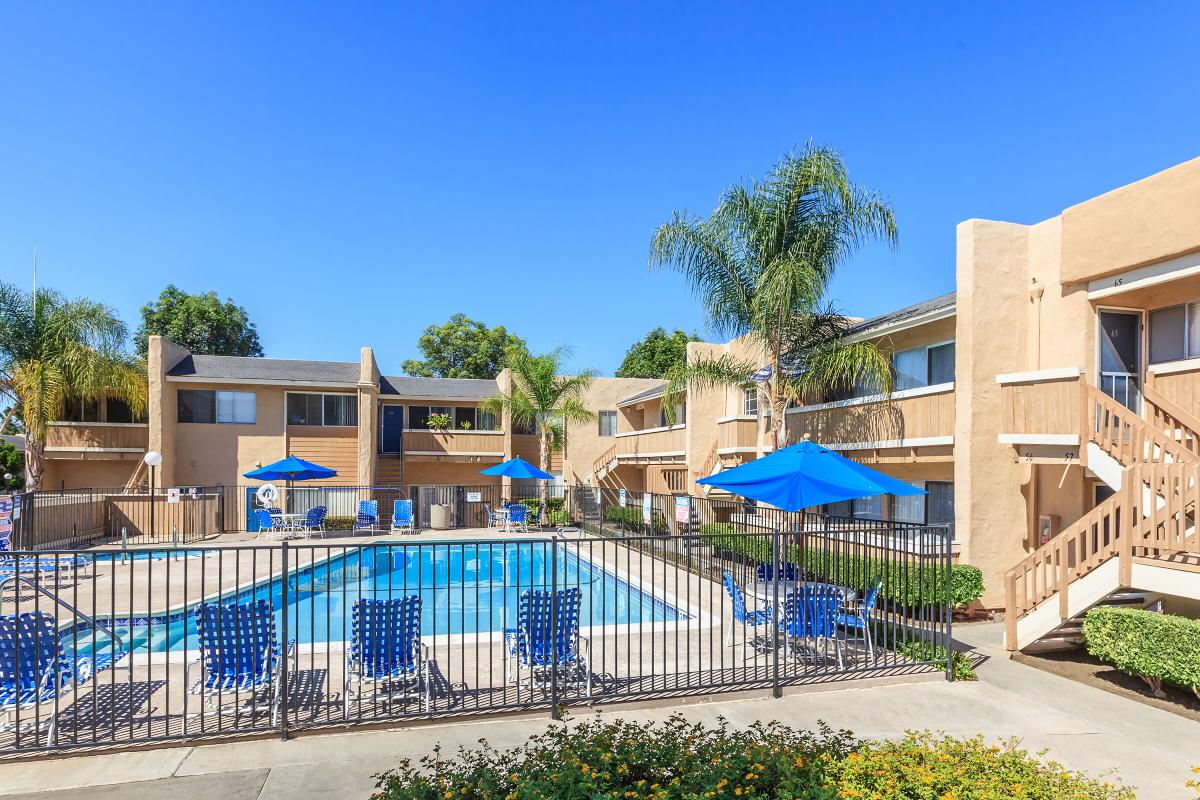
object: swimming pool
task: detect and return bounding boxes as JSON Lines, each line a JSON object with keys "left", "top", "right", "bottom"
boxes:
{"left": 66, "top": 542, "right": 686, "bottom": 655}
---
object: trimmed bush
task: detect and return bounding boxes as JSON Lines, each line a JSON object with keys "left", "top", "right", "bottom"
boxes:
{"left": 831, "top": 730, "right": 1132, "bottom": 799}
{"left": 1084, "top": 606, "right": 1200, "bottom": 699}
{"left": 698, "top": 522, "right": 772, "bottom": 562}
{"left": 547, "top": 510, "right": 570, "bottom": 526}
{"left": 604, "top": 505, "right": 667, "bottom": 533}
{"left": 322, "top": 516, "right": 354, "bottom": 531}
{"left": 375, "top": 715, "right": 1132, "bottom": 800}
{"left": 894, "top": 637, "right": 977, "bottom": 680}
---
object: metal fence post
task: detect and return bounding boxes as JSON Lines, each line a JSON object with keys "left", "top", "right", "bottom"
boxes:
{"left": 771, "top": 527, "right": 781, "bottom": 698}
{"left": 943, "top": 524, "right": 955, "bottom": 682}
{"left": 549, "top": 534, "right": 560, "bottom": 719}
{"left": 280, "top": 541, "right": 290, "bottom": 739}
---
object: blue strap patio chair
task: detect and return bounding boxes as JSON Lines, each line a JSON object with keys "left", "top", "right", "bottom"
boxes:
{"left": 186, "top": 599, "right": 295, "bottom": 724}
{"left": 254, "top": 509, "right": 288, "bottom": 541}
{"left": 390, "top": 500, "right": 415, "bottom": 534}
{"left": 484, "top": 506, "right": 499, "bottom": 528}
{"left": 300, "top": 506, "right": 327, "bottom": 538}
{"left": 505, "top": 587, "right": 590, "bottom": 698}
{"left": 505, "top": 504, "right": 528, "bottom": 532}
{"left": 1, "top": 611, "right": 126, "bottom": 739}
{"left": 343, "top": 596, "right": 430, "bottom": 717}
{"left": 354, "top": 500, "right": 379, "bottom": 533}
{"left": 780, "top": 585, "right": 844, "bottom": 669}
{"left": 721, "top": 571, "right": 773, "bottom": 651}
{"left": 836, "top": 578, "right": 882, "bottom": 660}
{"left": 755, "top": 562, "right": 800, "bottom": 582}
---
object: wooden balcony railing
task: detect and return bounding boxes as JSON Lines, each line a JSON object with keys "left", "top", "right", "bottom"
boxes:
{"left": 615, "top": 426, "right": 686, "bottom": 459}
{"left": 717, "top": 418, "right": 758, "bottom": 451}
{"left": 44, "top": 423, "right": 148, "bottom": 454}
{"left": 998, "top": 369, "right": 1083, "bottom": 439}
{"left": 786, "top": 384, "right": 954, "bottom": 447}
{"left": 402, "top": 430, "right": 506, "bottom": 457}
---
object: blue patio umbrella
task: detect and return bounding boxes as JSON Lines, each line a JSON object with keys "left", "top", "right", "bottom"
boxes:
{"left": 243, "top": 456, "right": 338, "bottom": 482}
{"left": 479, "top": 457, "right": 555, "bottom": 480}
{"left": 695, "top": 440, "right": 925, "bottom": 512}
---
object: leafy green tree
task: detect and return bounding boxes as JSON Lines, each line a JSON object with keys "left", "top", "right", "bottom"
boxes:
{"left": 0, "top": 441, "right": 23, "bottom": 489}
{"left": 649, "top": 144, "right": 898, "bottom": 449}
{"left": 0, "top": 404, "right": 23, "bottom": 435}
{"left": 0, "top": 281, "right": 146, "bottom": 489}
{"left": 402, "top": 314, "right": 527, "bottom": 379}
{"left": 135, "top": 285, "right": 263, "bottom": 358}
{"left": 615, "top": 327, "right": 703, "bottom": 379}
{"left": 484, "top": 348, "right": 595, "bottom": 525}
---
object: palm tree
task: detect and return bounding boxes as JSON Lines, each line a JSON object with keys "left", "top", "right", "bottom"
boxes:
{"left": 649, "top": 144, "right": 899, "bottom": 450}
{"left": 0, "top": 281, "right": 147, "bottom": 489}
{"left": 485, "top": 348, "right": 596, "bottom": 526}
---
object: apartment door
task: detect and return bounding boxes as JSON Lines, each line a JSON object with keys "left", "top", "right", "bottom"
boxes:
{"left": 1097, "top": 310, "right": 1141, "bottom": 411}
{"left": 381, "top": 405, "right": 404, "bottom": 454}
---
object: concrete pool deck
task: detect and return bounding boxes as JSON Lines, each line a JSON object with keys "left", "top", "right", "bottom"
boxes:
{"left": 1, "top": 623, "right": 1197, "bottom": 799}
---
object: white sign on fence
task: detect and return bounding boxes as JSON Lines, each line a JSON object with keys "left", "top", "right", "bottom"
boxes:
{"left": 619, "top": 489, "right": 626, "bottom": 506}
{"left": 167, "top": 488, "right": 181, "bottom": 504}
{"left": 674, "top": 495, "right": 690, "bottom": 524}
{"left": 642, "top": 493, "right": 652, "bottom": 524}
{"left": 12, "top": 495, "right": 20, "bottom": 519}
{"left": 466, "top": 492, "right": 482, "bottom": 503}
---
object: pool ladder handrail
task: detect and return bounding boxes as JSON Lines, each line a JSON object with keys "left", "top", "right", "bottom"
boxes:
{"left": 0, "top": 573, "right": 128, "bottom": 653}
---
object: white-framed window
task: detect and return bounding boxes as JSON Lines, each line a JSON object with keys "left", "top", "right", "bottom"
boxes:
{"left": 598, "top": 410, "right": 617, "bottom": 437}
{"left": 742, "top": 387, "right": 759, "bottom": 416}
{"left": 1149, "top": 302, "right": 1200, "bottom": 364}
{"left": 405, "top": 405, "right": 452, "bottom": 430}
{"left": 179, "top": 390, "right": 256, "bottom": 424}
{"left": 892, "top": 341, "right": 955, "bottom": 391}
{"left": 287, "top": 393, "right": 357, "bottom": 427}
{"left": 453, "top": 406, "right": 498, "bottom": 430}
{"left": 852, "top": 494, "right": 884, "bottom": 520}
{"left": 892, "top": 482, "right": 926, "bottom": 524}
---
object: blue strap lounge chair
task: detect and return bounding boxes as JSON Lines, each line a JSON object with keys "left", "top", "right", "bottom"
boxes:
{"left": 780, "top": 585, "right": 844, "bottom": 669}
{"left": 1, "top": 611, "right": 126, "bottom": 739}
{"left": 505, "top": 504, "right": 528, "bottom": 532}
{"left": 505, "top": 587, "right": 590, "bottom": 698}
{"left": 721, "top": 571, "right": 773, "bottom": 651}
{"left": 343, "top": 596, "right": 429, "bottom": 717}
{"left": 836, "top": 578, "right": 882, "bottom": 660}
{"left": 390, "top": 500, "right": 415, "bottom": 534}
{"left": 0, "top": 536, "right": 88, "bottom": 577}
{"left": 186, "top": 600, "right": 295, "bottom": 724}
{"left": 354, "top": 500, "right": 379, "bottom": 533}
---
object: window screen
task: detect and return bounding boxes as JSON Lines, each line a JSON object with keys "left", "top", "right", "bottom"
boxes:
{"left": 598, "top": 410, "right": 617, "bottom": 437}
{"left": 217, "top": 391, "right": 256, "bottom": 424}
{"left": 927, "top": 342, "right": 955, "bottom": 385}
{"left": 892, "top": 348, "right": 927, "bottom": 391}
{"left": 1149, "top": 305, "right": 1187, "bottom": 364}
{"left": 892, "top": 482, "right": 926, "bottom": 523}
{"left": 178, "top": 390, "right": 216, "bottom": 424}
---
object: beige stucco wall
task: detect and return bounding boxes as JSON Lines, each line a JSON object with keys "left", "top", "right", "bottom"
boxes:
{"left": 564, "top": 377, "right": 662, "bottom": 485}
{"left": 40, "top": 458, "right": 139, "bottom": 491}
{"left": 147, "top": 336, "right": 190, "bottom": 487}
{"left": 357, "top": 347, "right": 380, "bottom": 485}
{"left": 1061, "top": 156, "right": 1200, "bottom": 284}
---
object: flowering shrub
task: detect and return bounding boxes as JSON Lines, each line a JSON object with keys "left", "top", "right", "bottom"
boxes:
{"left": 831, "top": 731, "right": 1133, "bottom": 799}
{"left": 374, "top": 716, "right": 1133, "bottom": 800}
{"left": 375, "top": 715, "right": 853, "bottom": 800}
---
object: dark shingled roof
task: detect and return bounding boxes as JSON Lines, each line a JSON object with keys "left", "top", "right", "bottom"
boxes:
{"left": 380, "top": 375, "right": 498, "bottom": 400}
{"left": 166, "top": 355, "right": 360, "bottom": 385}
{"left": 617, "top": 382, "right": 667, "bottom": 407}
{"left": 848, "top": 292, "right": 956, "bottom": 336}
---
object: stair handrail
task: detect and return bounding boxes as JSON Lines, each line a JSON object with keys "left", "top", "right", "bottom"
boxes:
{"left": 1084, "top": 383, "right": 1199, "bottom": 465}
{"left": 1144, "top": 381, "right": 1200, "bottom": 460}
{"left": 592, "top": 442, "right": 618, "bottom": 477}
{"left": 1004, "top": 460, "right": 1200, "bottom": 649}
{"left": 0, "top": 573, "right": 128, "bottom": 652}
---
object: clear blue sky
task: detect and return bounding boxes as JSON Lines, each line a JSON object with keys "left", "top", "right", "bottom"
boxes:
{"left": 3, "top": 3, "right": 1199, "bottom": 376}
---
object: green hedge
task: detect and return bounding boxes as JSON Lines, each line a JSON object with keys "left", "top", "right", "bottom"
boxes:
{"left": 604, "top": 505, "right": 667, "bottom": 533}
{"left": 695, "top": 524, "right": 983, "bottom": 609}
{"left": 1083, "top": 606, "right": 1200, "bottom": 698}
{"left": 323, "top": 516, "right": 355, "bottom": 531}
{"left": 375, "top": 714, "right": 1131, "bottom": 800}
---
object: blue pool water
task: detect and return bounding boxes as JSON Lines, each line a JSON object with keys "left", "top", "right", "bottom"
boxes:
{"left": 67, "top": 543, "right": 685, "bottom": 655}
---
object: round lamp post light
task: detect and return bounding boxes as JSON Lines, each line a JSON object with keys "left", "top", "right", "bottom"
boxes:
{"left": 144, "top": 451, "right": 162, "bottom": 538}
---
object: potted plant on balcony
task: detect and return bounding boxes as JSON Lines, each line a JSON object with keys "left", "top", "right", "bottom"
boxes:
{"left": 426, "top": 412, "right": 452, "bottom": 432}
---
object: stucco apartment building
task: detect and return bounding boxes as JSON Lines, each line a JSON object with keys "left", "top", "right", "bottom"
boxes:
{"left": 39, "top": 155, "right": 1200, "bottom": 648}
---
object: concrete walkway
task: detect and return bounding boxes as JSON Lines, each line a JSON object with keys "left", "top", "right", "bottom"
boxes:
{"left": 2, "top": 623, "right": 1196, "bottom": 799}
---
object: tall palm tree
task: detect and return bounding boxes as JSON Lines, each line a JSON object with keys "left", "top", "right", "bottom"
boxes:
{"left": 0, "top": 281, "right": 146, "bottom": 489}
{"left": 650, "top": 144, "right": 899, "bottom": 450}
{"left": 485, "top": 348, "right": 596, "bottom": 526}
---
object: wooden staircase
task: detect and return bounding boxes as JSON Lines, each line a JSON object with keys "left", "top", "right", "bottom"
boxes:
{"left": 591, "top": 443, "right": 618, "bottom": 484}
{"left": 375, "top": 454, "right": 404, "bottom": 487}
{"left": 1004, "top": 383, "right": 1200, "bottom": 650}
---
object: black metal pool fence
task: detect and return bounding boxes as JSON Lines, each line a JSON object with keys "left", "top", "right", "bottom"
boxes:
{"left": 0, "top": 521, "right": 952, "bottom": 755}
